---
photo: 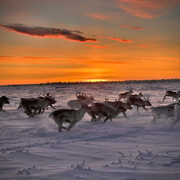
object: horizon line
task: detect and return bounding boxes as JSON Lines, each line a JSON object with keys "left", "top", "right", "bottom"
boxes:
{"left": 1, "top": 78, "right": 180, "bottom": 87}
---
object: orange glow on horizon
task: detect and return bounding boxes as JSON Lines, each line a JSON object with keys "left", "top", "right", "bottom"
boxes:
{"left": 85, "top": 79, "right": 108, "bottom": 82}
{"left": 0, "top": 55, "right": 179, "bottom": 85}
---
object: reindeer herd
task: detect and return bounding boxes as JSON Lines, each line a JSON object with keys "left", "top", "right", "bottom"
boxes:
{"left": 0, "top": 89, "right": 180, "bottom": 132}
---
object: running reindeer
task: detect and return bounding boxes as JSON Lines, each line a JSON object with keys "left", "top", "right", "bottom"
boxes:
{"left": 151, "top": 100, "right": 180, "bottom": 129}
{"left": 104, "top": 100, "right": 132, "bottom": 117}
{"left": 87, "top": 102, "right": 126, "bottom": 123}
{"left": 127, "top": 94, "right": 151, "bottom": 111}
{"left": 49, "top": 104, "right": 88, "bottom": 132}
{"left": 67, "top": 92, "right": 95, "bottom": 109}
{"left": 18, "top": 92, "right": 56, "bottom": 117}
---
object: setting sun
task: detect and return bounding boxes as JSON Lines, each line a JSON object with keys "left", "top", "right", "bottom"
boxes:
{"left": 85, "top": 79, "right": 108, "bottom": 82}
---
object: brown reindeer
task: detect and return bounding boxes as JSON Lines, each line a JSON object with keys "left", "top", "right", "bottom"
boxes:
{"left": 19, "top": 94, "right": 56, "bottom": 117}
{"left": 127, "top": 96, "right": 151, "bottom": 111}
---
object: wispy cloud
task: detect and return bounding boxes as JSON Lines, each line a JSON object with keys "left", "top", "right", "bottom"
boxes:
{"left": 108, "top": 37, "right": 133, "bottom": 43}
{"left": 121, "top": 25, "right": 146, "bottom": 30}
{"left": 0, "top": 23, "right": 96, "bottom": 42}
{"left": 117, "top": 0, "right": 180, "bottom": 18}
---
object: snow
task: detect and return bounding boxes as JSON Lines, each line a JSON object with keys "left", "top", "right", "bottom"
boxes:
{"left": 0, "top": 81, "right": 180, "bottom": 180}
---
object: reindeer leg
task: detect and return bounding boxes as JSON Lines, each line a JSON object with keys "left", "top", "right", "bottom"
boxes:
{"left": 67, "top": 121, "right": 77, "bottom": 131}
{"left": 50, "top": 105, "right": 56, "bottom": 109}
{"left": 136, "top": 106, "right": 139, "bottom": 111}
{"left": 57, "top": 120, "right": 63, "bottom": 132}
{"left": 103, "top": 113, "right": 110, "bottom": 123}
{"left": 103, "top": 117, "right": 109, "bottom": 123}
{"left": 123, "top": 112, "right": 127, "bottom": 117}
{"left": 90, "top": 111, "right": 98, "bottom": 122}
{"left": 31, "top": 109, "right": 37, "bottom": 117}
{"left": 143, "top": 106, "right": 148, "bottom": 111}
{"left": 25, "top": 108, "right": 32, "bottom": 117}
{"left": 17, "top": 105, "right": 21, "bottom": 110}
{"left": 162, "top": 95, "right": 166, "bottom": 101}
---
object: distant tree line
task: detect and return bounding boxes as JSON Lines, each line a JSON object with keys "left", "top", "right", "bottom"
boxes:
{"left": 2, "top": 79, "right": 180, "bottom": 87}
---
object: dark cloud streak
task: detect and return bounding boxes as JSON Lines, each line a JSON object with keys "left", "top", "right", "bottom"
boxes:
{"left": 0, "top": 23, "right": 96, "bottom": 42}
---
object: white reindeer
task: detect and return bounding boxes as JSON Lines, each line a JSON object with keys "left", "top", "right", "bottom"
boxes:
{"left": 151, "top": 104, "right": 175, "bottom": 123}
{"left": 49, "top": 105, "right": 88, "bottom": 132}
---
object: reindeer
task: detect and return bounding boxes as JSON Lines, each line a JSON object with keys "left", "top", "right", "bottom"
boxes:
{"left": 19, "top": 94, "right": 56, "bottom": 117}
{"left": 0, "top": 96, "right": 9, "bottom": 112}
{"left": 151, "top": 100, "right": 180, "bottom": 128}
{"left": 151, "top": 104, "right": 175, "bottom": 123}
{"left": 38, "top": 93, "right": 56, "bottom": 112}
{"left": 104, "top": 100, "right": 132, "bottom": 117}
{"left": 162, "top": 90, "right": 179, "bottom": 101}
{"left": 49, "top": 105, "right": 88, "bottom": 132}
{"left": 76, "top": 92, "right": 95, "bottom": 104}
{"left": 67, "top": 92, "right": 95, "bottom": 109}
{"left": 129, "top": 92, "right": 144, "bottom": 99}
{"left": 127, "top": 96, "right": 151, "bottom": 111}
{"left": 118, "top": 89, "right": 133, "bottom": 101}
{"left": 87, "top": 102, "right": 126, "bottom": 123}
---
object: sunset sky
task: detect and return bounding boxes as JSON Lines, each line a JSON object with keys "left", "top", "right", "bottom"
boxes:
{"left": 0, "top": 0, "right": 180, "bottom": 85}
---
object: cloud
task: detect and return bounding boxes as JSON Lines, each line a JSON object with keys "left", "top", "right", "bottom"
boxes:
{"left": 0, "top": 23, "right": 96, "bottom": 42}
{"left": 108, "top": 37, "right": 133, "bottom": 43}
{"left": 117, "top": 0, "right": 180, "bottom": 18}
{"left": 121, "top": 25, "right": 146, "bottom": 30}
